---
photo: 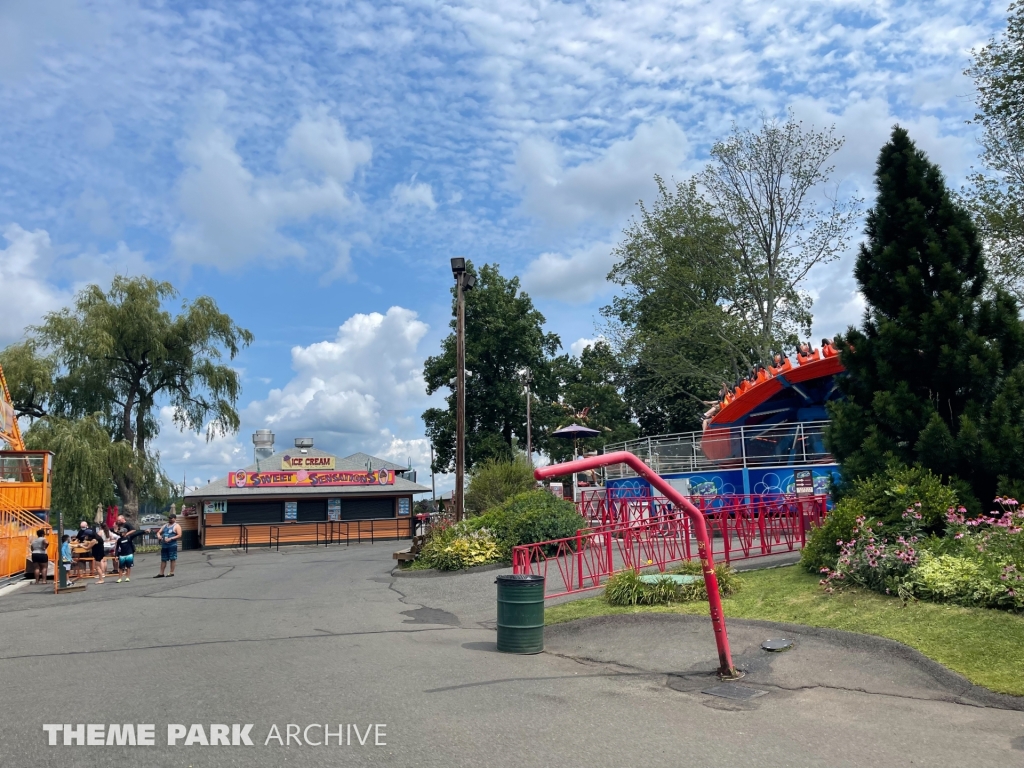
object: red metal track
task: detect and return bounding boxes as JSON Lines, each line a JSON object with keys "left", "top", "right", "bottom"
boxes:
{"left": 532, "top": 452, "right": 740, "bottom": 678}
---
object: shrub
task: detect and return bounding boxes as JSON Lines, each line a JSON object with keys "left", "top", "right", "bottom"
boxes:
{"left": 475, "top": 490, "right": 585, "bottom": 557}
{"left": 801, "top": 498, "right": 864, "bottom": 574}
{"left": 465, "top": 456, "right": 536, "bottom": 516}
{"left": 605, "top": 562, "right": 741, "bottom": 606}
{"left": 819, "top": 508, "right": 925, "bottom": 595}
{"left": 605, "top": 570, "right": 677, "bottom": 606}
{"left": 419, "top": 527, "right": 502, "bottom": 571}
{"left": 671, "top": 559, "right": 743, "bottom": 600}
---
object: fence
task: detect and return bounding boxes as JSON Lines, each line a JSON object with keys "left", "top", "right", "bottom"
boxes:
{"left": 513, "top": 494, "right": 828, "bottom": 598}
{"left": 601, "top": 420, "right": 833, "bottom": 478}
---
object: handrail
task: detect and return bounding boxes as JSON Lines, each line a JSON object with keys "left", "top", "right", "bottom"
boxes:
{"left": 268, "top": 525, "right": 280, "bottom": 551}
{"left": 238, "top": 525, "right": 249, "bottom": 553}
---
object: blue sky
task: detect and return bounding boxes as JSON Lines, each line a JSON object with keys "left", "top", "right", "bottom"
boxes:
{"left": 0, "top": 0, "right": 1009, "bottom": 492}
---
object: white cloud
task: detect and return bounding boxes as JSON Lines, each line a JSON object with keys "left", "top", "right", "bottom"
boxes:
{"left": 521, "top": 240, "right": 616, "bottom": 304}
{"left": 0, "top": 0, "right": 97, "bottom": 81}
{"left": 515, "top": 118, "right": 691, "bottom": 230}
{"left": 570, "top": 336, "right": 605, "bottom": 357}
{"left": 392, "top": 176, "right": 437, "bottom": 210}
{"left": 0, "top": 225, "right": 69, "bottom": 344}
{"left": 246, "top": 306, "right": 430, "bottom": 442}
{"left": 172, "top": 101, "right": 371, "bottom": 270}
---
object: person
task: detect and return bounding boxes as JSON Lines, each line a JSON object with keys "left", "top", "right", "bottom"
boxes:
{"left": 89, "top": 527, "right": 107, "bottom": 584}
{"left": 98, "top": 523, "right": 117, "bottom": 576}
{"left": 75, "top": 520, "right": 94, "bottom": 544}
{"left": 821, "top": 337, "right": 838, "bottom": 358}
{"left": 30, "top": 528, "right": 49, "bottom": 584}
{"left": 115, "top": 526, "right": 136, "bottom": 582}
{"left": 155, "top": 514, "right": 182, "bottom": 578}
{"left": 755, "top": 364, "right": 769, "bottom": 383}
{"left": 116, "top": 514, "right": 136, "bottom": 539}
{"left": 60, "top": 534, "right": 75, "bottom": 585}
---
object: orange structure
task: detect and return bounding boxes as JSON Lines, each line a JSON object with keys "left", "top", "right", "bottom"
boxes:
{"left": 0, "top": 363, "right": 55, "bottom": 578}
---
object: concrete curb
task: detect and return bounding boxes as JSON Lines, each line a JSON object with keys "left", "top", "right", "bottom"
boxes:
{"left": 391, "top": 562, "right": 510, "bottom": 578}
{"left": 545, "top": 612, "right": 1024, "bottom": 711}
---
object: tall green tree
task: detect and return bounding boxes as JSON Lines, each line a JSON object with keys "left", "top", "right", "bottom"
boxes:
{"left": 604, "top": 116, "right": 859, "bottom": 434}
{"left": 4, "top": 275, "right": 253, "bottom": 516}
{"left": 965, "top": 2, "right": 1024, "bottom": 302}
{"left": 828, "top": 127, "right": 1024, "bottom": 507}
{"left": 423, "top": 263, "right": 561, "bottom": 472}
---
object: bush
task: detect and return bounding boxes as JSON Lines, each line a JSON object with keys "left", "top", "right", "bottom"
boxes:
{"left": 464, "top": 456, "right": 536, "bottom": 516}
{"left": 819, "top": 509, "right": 924, "bottom": 595}
{"left": 605, "top": 570, "right": 678, "bottom": 606}
{"left": 802, "top": 463, "right": 958, "bottom": 574}
{"left": 474, "top": 490, "right": 585, "bottom": 557}
{"left": 418, "top": 526, "right": 502, "bottom": 571}
{"left": 604, "top": 563, "right": 742, "bottom": 606}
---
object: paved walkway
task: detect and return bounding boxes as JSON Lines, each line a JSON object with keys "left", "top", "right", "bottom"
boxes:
{"left": 0, "top": 544, "right": 1020, "bottom": 767}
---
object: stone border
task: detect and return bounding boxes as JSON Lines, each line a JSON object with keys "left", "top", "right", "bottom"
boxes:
{"left": 391, "top": 562, "right": 511, "bottom": 578}
{"left": 546, "top": 612, "right": 1024, "bottom": 711}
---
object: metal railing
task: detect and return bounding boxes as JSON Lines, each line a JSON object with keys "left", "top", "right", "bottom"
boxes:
{"left": 238, "top": 525, "right": 249, "bottom": 553}
{"left": 269, "top": 526, "right": 281, "bottom": 551}
{"left": 314, "top": 517, "right": 415, "bottom": 546}
{"left": 601, "top": 420, "right": 833, "bottom": 479}
{"left": 513, "top": 494, "right": 829, "bottom": 599}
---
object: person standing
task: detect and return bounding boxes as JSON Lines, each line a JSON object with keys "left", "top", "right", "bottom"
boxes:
{"left": 115, "top": 527, "right": 135, "bottom": 582}
{"left": 30, "top": 529, "right": 50, "bottom": 584}
{"left": 90, "top": 527, "right": 107, "bottom": 584}
{"left": 60, "top": 534, "right": 75, "bottom": 585}
{"left": 155, "top": 514, "right": 182, "bottom": 578}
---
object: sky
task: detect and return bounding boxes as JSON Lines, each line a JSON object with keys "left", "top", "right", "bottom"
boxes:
{"left": 0, "top": 0, "right": 1010, "bottom": 494}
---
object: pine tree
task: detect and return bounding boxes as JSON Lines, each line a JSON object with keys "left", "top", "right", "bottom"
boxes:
{"left": 828, "top": 127, "right": 1024, "bottom": 507}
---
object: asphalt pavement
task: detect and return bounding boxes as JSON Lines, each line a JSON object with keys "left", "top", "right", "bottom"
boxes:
{"left": 0, "top": 543, "right": 1021, "bottom": 767}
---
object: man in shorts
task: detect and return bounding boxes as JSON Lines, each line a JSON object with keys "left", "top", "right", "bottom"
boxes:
{"left": 154, "top": 514, "right": 182, "bottom": 578}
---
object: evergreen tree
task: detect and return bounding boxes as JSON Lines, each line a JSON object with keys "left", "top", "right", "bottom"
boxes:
{"left": 829, "top": 127, "right": 1024, "bottom": 507}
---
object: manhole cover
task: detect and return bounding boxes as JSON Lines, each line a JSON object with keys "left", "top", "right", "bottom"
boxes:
{"left": 762, "top": 638, "right": 794, "bottom": 652}
{"left": 701, "top": 684, "right": 769, "bottom": 701}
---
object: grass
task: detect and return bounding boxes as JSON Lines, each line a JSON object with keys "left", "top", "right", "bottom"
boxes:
{"left": 545, "top": 565, "right": 1024, "bottom": 697}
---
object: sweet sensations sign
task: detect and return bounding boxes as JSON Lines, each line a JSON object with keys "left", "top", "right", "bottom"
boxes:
{"left": 229, "top": 469, "right": 395, "bottom": 488}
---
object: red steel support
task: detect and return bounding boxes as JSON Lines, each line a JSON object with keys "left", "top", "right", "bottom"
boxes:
{"left": 535, "top": 451, "right": 739, "bottom": 679}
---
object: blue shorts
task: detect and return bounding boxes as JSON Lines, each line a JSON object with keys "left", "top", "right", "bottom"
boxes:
{"left": 119, "top": 554, "right": 134, "bottom": 568}
{"left": 160, "top": 545, "right": 178, "bottom": 562}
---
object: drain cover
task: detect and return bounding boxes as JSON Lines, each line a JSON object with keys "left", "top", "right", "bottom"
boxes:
{"left": 761, "top": 638, "right": 794, "bottom": 652}
{"left": 701, "top": 684, "right": 769, "bottom": 700}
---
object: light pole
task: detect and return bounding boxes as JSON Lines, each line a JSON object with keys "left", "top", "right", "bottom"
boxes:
{"left": 519, "top": 367, "right": 533, "bottom": 464}
{"left": 450, "top": 257, "right": 475, "bottom": 522}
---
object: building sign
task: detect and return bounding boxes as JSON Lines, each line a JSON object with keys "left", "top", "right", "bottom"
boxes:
{"left": 284, "top": 501, "right": 297, "bottom": 520}
{"left": 327, "top": 498, "right": 341, "bottom": 521}
{"left": 204, "top": 500, "right": 227, "bottom": 514}
{"left": 229, "top": 469, "right": 396, "bottom": 489}
{"left": 0, "top": 399, "right": 16, "bottom": 446}
{"left": 281, "top": 454, "right": 336, "bottom": 470}
{"left": 398, "top": 498, "right": 410, "bottom": 516}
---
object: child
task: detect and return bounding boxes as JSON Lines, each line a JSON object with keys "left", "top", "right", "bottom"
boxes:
{"left": 115, "top": 526, "right": 136, "bottom": 582}
{"left": 59, "top": 534, "right": 75, "bottom": 586}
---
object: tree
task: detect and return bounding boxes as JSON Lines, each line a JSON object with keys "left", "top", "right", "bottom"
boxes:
{"left": 699, "top": 112, "right": 861, "bottom": 364}
{"left": 603, "top": 177, "right": 758, "bottom": 433}
{"left": 0, "top": 340, "right": 54, "bottom": 419}
{"left": 423, "top": 263, "right": 561, "bottom": 473}
{"left": 828, "top": 127, "right": 1024, "bottom": 507}
{"left": 603, "top": 116, "right": 859, "bottom": 433}
{"left": 5, "top": 276, "right": 253, "bottom": 516}
{"left": 965, "top": 2, "right": 1024, "bottom": 302}
{"left": 544, "top": 341, "right": 638, "bottom": 462}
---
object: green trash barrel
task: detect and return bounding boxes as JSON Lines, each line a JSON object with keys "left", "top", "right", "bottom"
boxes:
{"left": 496, "top": 574, "right": 545, "bottom": 654}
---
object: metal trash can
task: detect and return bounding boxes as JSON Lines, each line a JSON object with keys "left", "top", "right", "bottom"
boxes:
{"left": 496, "top": 574, "right": 545, "bottom": 654}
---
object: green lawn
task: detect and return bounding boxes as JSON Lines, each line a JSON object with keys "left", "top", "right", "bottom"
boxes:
{"left": 545, "top": 565, "right": 1024, "bottom": 697}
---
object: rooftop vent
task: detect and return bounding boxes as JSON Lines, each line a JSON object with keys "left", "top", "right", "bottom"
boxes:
{"left": 253, "top": 429, "right": 275, "bottom": 461}
{"left": 294, "top": 437, "right": 314, "bottom": 454}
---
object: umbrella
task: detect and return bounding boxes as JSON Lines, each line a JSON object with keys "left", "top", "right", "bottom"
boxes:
{"left": 551, "top": 424, "right": 600, "bottom": 439}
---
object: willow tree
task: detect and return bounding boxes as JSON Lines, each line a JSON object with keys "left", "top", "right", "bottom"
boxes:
{"left": 8, "top": 275, "right": 253, "bottom": 516}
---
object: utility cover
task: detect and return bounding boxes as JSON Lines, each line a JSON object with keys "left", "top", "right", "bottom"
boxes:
{"left": 701, "top": 684, "right": 769, "bottom": 700}
{"left": 762, "top": 638, "right": 795, "bottom": 652}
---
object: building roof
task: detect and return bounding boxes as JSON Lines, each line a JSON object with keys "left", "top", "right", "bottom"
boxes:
{"left": 184, "top": 448, "right": 430, "bottom": 500}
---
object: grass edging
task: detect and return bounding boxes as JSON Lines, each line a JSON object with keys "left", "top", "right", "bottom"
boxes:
{"left": 391, "top": 562, "right": 509, "bottom": 578}
{"left": 545, "top": 565, "right": 1024, "bottom": 698}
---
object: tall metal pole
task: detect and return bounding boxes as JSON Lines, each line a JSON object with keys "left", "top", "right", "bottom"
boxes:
{"left": 430, "top": 444, "right": 437, "bottom": 505}
{"left": 525, "top": 379, "right": 532, "bottom": 464}
{"left": 455, "top": 274, "right": 466, "bottom": 523}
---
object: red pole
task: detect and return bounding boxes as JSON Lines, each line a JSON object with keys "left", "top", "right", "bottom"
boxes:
{"left": 535, "top": 451, "right": 739, "bottom": 678}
